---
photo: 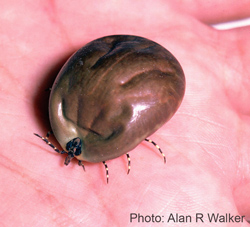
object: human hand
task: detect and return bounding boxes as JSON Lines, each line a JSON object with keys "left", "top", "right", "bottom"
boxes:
{"left": 1, "top": 0, "right": 250, "bottom": 226}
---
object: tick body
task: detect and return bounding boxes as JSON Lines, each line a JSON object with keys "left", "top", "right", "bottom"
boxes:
{"left": 36, "top": 35, "right": 185, "bottom": 179}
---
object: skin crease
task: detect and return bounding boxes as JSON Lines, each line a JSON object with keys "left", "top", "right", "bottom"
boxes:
{"left": 0, "top": 0, "right": 250, "bottom": 226}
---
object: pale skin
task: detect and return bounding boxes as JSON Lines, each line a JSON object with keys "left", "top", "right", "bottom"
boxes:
{"left": 0, "top": 0, "right": 250, "bottom": 226}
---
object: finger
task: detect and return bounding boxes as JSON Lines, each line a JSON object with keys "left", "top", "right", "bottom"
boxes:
{"left": 216, "top": 26, "right": 250, "bottom": 114}
{"left": 170, "top": 0, "right": 250, "bottom": 24}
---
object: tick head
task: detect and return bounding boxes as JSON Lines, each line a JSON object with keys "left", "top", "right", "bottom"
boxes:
{"left": 64, "top": 137, "right": 82, "bottom": 165}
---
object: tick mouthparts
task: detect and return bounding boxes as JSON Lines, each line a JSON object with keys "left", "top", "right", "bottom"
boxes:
{"left": 64, "top": 153, "right": 74, "bottom": 165}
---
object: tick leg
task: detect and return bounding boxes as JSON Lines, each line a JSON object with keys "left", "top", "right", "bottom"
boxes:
{"left": 45, "top": 131, "right": 53, "bottom": 138}
{"left": 126, "top": 153, "right": 131, "bottom": 174}
{"left": 102, "top": 161, "right": 109, "bottom": 184}
{"left": 34, "top": 133, "right": 67, "bottom": 155}
{"left": 78, "top": 160, "right": 85, "bottom": 171}
{"left": 145, "top": 138, "right": 166, "bottom": 164}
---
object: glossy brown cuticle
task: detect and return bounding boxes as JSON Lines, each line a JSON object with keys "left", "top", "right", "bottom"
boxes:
{"left": 49, "top": 35, "right": 185, "bottom": 163}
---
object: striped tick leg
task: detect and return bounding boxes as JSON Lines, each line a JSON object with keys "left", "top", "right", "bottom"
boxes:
{"left": 126, "top": 153, "right": 131, "bottom": 174}
{"left": 145, "top": 138, "right": 166, "bottom": 163}
{"left": 102, "top": 161, "right": 109, "bottom": 184}
{"left": 78, "top": 161, "right": 85, "bottom": 171}
{"left": 34, "top": 132, "right": 67, "bottom": 155}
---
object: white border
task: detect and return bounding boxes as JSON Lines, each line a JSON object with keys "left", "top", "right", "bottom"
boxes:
{"left": 213, "top": 17, "right": 250, "bottom": 30}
